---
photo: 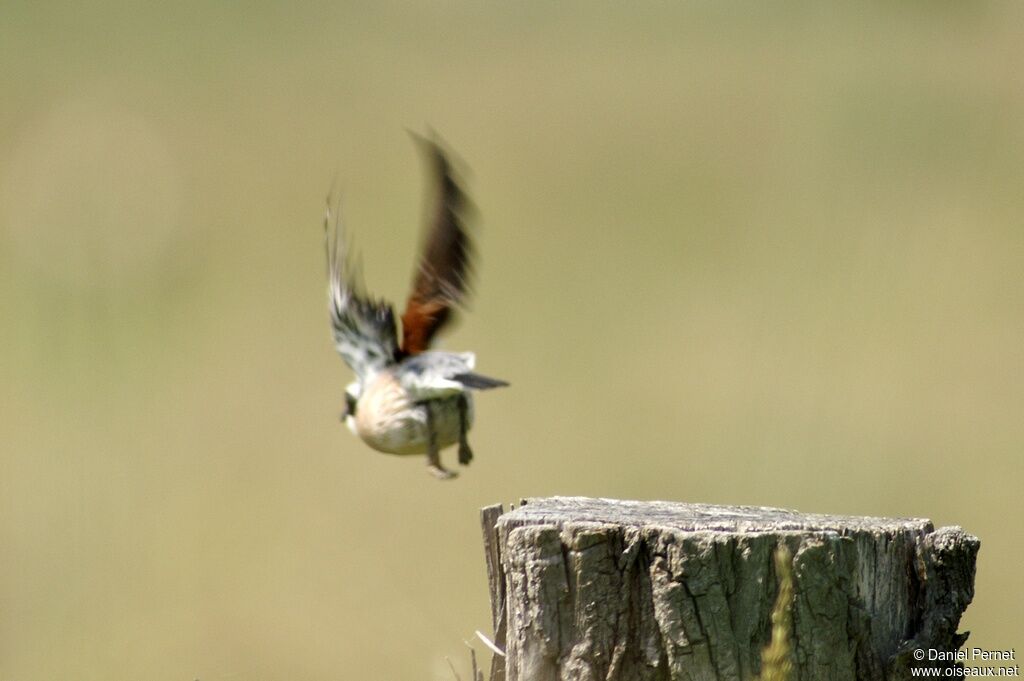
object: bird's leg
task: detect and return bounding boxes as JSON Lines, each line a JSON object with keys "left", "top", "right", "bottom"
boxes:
{"left": 457, "top": 394, "right": 473, "bottom": 466}
{"left": 423, "top": 401, "right": 457, "bottom": 480}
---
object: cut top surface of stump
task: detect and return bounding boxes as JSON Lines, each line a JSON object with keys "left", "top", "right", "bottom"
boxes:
{"left": 499, "top": 496, "right": 936, "bottom": 535}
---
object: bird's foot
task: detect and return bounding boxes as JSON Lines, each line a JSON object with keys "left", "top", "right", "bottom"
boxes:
{"left": 458, "top": 442, "right": 474, "bottom": 466}
{"left": 427, "top": 463, "right": 458, "bottom": 480}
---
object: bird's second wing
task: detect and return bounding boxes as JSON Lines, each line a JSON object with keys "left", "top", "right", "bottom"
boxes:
{"left": 399, "top": 138, "right": 474, "bottom": 356}
{"left": 398, "top": 351, "right": 509, "bottom": 400}
{"left": 326, "top": 198, "right": 399, "bottom": 381}
{"left": 398, "top": 351, "right": 475, "bottom": 399}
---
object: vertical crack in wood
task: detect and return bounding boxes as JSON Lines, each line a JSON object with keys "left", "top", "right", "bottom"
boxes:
{"left": 889, "top": 526, "right": 980, "bottom": 678}
{"left": 481, "top": 504, "right": 506, "bottom": 681}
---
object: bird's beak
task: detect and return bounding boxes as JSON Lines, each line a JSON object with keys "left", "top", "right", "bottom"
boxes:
{"left": 340, "top": 393, "right": 357, "bottom": 421}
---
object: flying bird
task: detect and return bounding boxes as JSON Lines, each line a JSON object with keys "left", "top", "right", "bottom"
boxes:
{"left": 325, "top": 137, "right": 508, "bottom": 479}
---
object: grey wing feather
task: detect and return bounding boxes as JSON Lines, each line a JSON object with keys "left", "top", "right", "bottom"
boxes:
{"left": 325, "top": 197, "right": 399, "bottom": 381}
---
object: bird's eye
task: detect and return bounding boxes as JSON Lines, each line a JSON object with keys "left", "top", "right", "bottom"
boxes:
{"left": 343, "top": 393, "right": 357, "bottom": 417}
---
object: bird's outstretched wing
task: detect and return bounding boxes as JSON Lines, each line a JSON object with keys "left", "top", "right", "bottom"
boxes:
{"left": 325, "top": 198, "right": 399, "bottom": 381}
{"left": 399, "top": 137, "right": 474, "bottom": 356}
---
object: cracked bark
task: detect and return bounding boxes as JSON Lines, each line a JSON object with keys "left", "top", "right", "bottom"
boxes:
{"left": 481, "top": 497, "right": 978, "bottom": 681}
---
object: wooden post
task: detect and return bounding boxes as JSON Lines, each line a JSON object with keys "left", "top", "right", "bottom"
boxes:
{"left": 480, "top": 497, "right": 978, "bottom": 681}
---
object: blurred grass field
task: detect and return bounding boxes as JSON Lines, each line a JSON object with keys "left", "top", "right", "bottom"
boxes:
{"left": 2, "top": 2, "right": 1022, "bottom": 679}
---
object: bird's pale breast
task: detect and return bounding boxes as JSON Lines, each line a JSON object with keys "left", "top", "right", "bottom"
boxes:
{"left": 353, "top": 371, "right": 472, "bottom": 455}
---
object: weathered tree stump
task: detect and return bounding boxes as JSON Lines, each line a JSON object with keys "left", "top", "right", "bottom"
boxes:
{"left": 480, "top": 497, "right": 978, "bottom": 681}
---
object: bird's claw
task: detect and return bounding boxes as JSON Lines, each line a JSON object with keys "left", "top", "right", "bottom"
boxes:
{"left": 427, "top": 464, "right": 458, "bottom": 480}
{"left": 458, "top": 443, "right": 473, "bottom": 466}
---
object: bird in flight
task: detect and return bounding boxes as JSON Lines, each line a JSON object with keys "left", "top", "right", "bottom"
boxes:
{"left": 325, "top": 136, "right": 508, "bottom": 479}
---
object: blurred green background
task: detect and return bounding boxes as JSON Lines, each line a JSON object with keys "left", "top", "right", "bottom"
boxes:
{"left": 2, "top": 2, "right": 1022, "bottom": 679}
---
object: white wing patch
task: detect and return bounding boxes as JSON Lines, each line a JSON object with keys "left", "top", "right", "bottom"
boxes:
{"left": 326, "top": 198, "right": 399, "bottom": 382}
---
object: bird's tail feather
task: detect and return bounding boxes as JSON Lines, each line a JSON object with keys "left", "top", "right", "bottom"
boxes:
{"left": 453, "top": 372, "right": 509, "bottom": 390}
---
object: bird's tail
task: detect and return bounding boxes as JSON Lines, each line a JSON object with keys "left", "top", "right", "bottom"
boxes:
{"left": 453, "top": 372, "right": 510, "bottom": 390}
